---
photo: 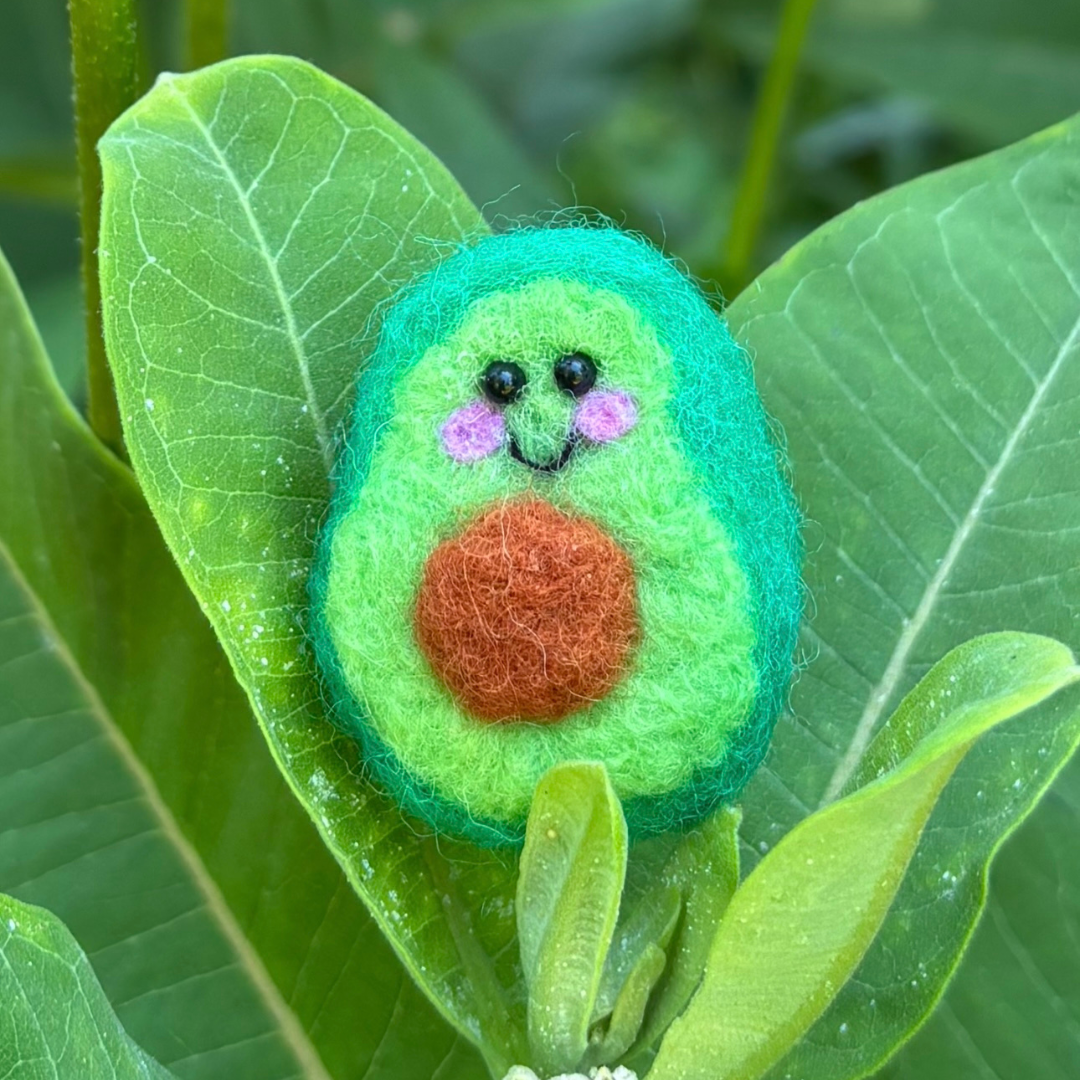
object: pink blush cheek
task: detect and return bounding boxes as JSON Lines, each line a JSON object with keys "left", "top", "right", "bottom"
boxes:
{"left": 574, "top": 390, "right": 638, "bottom": 444}
{"left": 440, "top": 400, "right": 506, "bottom": 463}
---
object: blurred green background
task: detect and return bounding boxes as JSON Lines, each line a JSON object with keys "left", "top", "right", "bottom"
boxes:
{"left": 4, "top": 0, "right": 1080, "bottom": 414}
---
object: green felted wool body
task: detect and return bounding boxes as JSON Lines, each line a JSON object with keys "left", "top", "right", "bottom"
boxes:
{"left": 311, "top": 224, "right": 801, "bottom": 846}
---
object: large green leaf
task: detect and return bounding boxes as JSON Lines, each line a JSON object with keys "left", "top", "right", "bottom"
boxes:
{"left": 0, "top": 535, "right": 303, "bottom": 1079}
{"left": 727, "top": 113, "right": 1080, "bottom": 1077}
{"left": 22, "top": 273, "right": 86, "bottom": 405}
{"left": 96, "top": 47, "right": 1080, "bottom": 1077}
{"left": 97, "top": 54, "right": 525, "bottom": 1071}
{"left": 0, "top": 894, "right": 172, "bottom": 1080}
{"left": 649, "top": 634, "right": 1079, "bottom": 1080}
{"left": 880, "top": 752, "right": 1080, "bottom": 1078}
{"left": 0, "top": 239, "right": 483, "bottom": 1078}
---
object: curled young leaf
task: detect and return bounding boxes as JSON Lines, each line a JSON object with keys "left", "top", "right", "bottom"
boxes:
{"left": 627, "top": 804, "right": 741, "bottom": 1066}
{"left": 518, "top": 762, "right": 628, "bottom": 1077}
{"left": 649, "top": 633, "right": 1079, "bottom": 1080}
{"left": 586, "top": 942, "right": 667, "bottom": 1068}
{"left": 592, "top": 884, "right": 680, "bottom": 1027}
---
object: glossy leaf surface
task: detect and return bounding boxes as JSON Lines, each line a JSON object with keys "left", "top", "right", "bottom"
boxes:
{"left": 0, "top": 894, "right": 172, "bottom": 1080}
{"left": 880, "top": 753, "right": 1080, "bottom": 1078}
{"left": 97, "top": 54, "right": 518, "bottom": 1068}
{"left": 649, "top": 634, "right": 1079, "bottom": 1080}
{"left": 727, "top": 113, "right": 1080, "bottom": 1078}
{"left": 0, "top": 538, "right": 309, "bottom": 1078}
{"left": 0, "top": 240, "right": 483, "bottom": 1079}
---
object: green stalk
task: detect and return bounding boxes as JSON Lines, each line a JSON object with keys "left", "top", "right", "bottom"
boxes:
{"left": 721, "top": 0, "right": 821, "bottom": 296}
{"left": 184, "top": 0, "right": 230, "bottom": 71}
{"left": 69, "top": 0, "right": 140, "bottom": 454}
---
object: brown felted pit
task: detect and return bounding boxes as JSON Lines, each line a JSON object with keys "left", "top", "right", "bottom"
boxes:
{"left": 414, "top": 499, "right": 639, "bottom": 722}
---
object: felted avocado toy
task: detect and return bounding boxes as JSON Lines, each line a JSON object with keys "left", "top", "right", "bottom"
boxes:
{"left": 310, "top": 225, "right": 801, "bottom": 846}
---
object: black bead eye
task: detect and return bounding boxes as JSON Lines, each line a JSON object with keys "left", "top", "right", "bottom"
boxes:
{"left": 553, "top": 353, "right": 597, "bottom": 397}
{"left": 480, "top": 360, "right": 527, "bottom": 405}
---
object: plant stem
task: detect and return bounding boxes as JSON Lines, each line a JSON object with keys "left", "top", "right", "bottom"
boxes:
{"left": 69, "top": 0, "right": 139, "bottom": 454}
{"left": 184, "top": 0, "right": 230, "bottom": 71}
{"left": 721, "top": 0, "right": 821, "bottom": 296}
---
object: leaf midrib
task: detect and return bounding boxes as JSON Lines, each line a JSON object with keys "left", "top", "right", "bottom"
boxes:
{"left": 0, "top": 537, "right": 333, "bottom": 1080}
{"left": 162, "top": 74, "right": 335, "bottom": 475}
{"left": 822, "top": 279, "right": 1080, "bottom": 803}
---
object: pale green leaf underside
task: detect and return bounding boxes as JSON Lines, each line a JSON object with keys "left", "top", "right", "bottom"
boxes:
{"left": 593, "top": 883, "right": 680, "bottom": 1027}
{"left": 588, "top": 943, "right": 666, "bottom": 1068}
{"left": 1, "top": 893, "right": 172, "bottom": 1080}
{"left": 650, "top": 634, "right": 1079, "bottom": 1080}
{"left": 728, "top": 114, "right": 1080, "bottom": 1077}
{"left": 97, "top": 55, "right": 518, "bottom": 1065}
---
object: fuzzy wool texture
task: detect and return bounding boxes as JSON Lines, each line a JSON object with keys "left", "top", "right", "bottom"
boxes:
{"left": 311, "top": 224, "right": 802, "bottom": 846}
{"left": 415, "top": 499, "right": 639, "bottom": 722}
{"left": 574, "top": 389, "right": 637, "bottom": 443}
{"left": 440, "top": 399, "right": 505, "bottom": 462}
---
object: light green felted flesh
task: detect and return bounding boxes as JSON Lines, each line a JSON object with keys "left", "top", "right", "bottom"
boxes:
{"left": 323, "top": 278, "right": 757, "bottom": 830}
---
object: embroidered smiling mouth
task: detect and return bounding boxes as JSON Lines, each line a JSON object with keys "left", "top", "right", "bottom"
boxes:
{"left": 509, "top": 432, "right": 579, "bottom": 473}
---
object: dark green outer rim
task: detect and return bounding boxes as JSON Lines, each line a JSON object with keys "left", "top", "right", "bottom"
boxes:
{"left": 310, "top": 224, "right": 803, "bottom": 846}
